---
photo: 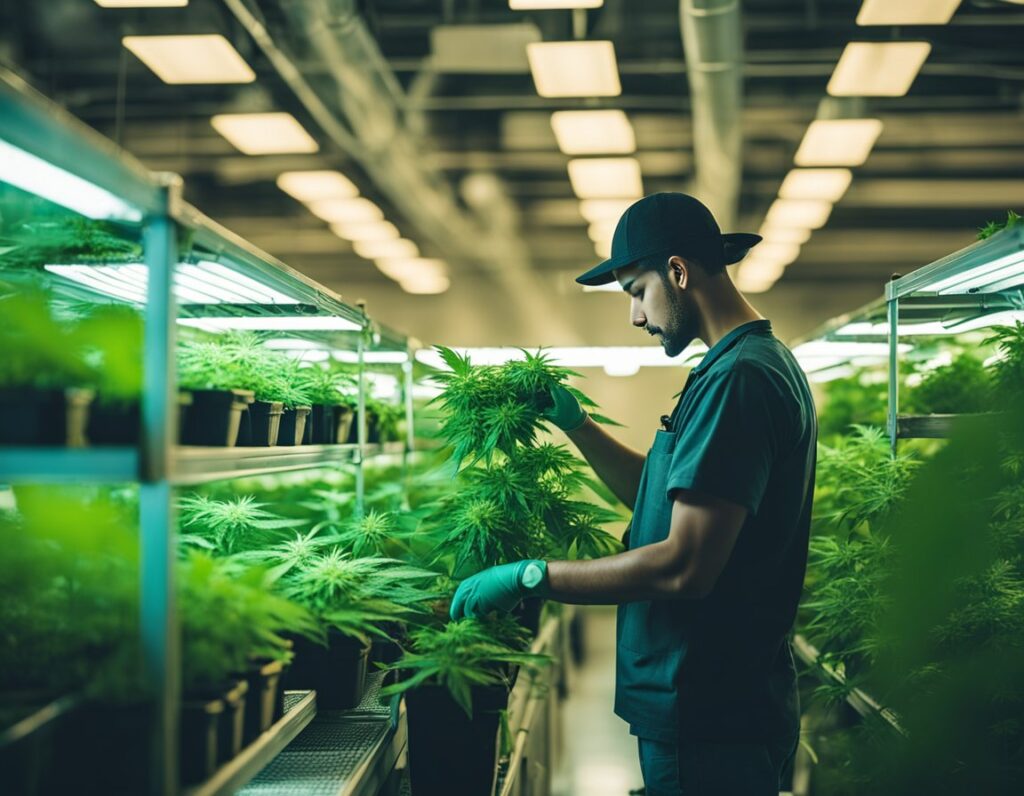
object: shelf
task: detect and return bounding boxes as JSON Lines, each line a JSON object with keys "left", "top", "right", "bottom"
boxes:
{"left": 792, "top": 635, "right": 904, "bottom": 736}
{"left": 0, "top": 447, "right": 140, "bottom": 483}
{"left": 185, "top": 690, "right": 317, "bottom": 796}
{"left": 172, "top": 444, "right": 360, "bottom": 485}
{"left": 895, "top": 413, "right": 991, "bottom": 439}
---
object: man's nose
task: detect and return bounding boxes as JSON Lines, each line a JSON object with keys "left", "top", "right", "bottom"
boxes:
{"left": 630, "top": 299, "right": 646, "bottom": 328}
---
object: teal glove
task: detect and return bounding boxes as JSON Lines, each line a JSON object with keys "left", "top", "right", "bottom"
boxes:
{"left": 541, "top": 384, "right": 588, "bottom": 432}
{"left": 450, "top": 560, "right": 549, "bottom": 621}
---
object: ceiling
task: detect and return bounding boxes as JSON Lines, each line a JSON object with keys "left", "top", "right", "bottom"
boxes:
{"left": 4, "top": 0, "right": 1024, "bottom": 346}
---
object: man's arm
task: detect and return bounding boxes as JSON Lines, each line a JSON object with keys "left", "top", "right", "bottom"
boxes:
{"left": 565, "top": 416, "right": 646, "bottom": 510}
{"left": 546, "top": 489, "right": 747, "bottom": 603}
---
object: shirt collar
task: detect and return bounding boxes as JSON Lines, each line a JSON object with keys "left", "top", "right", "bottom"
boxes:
{"left": 691, "top": 319, "right": 772, "bottom": 375}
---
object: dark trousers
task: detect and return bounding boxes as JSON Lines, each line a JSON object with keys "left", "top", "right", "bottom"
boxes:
{"left": 637, "top": 732, "right": 799, "bottom": 796}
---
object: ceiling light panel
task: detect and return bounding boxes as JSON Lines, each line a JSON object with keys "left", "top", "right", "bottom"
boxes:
{"left": 179, "top": 316, "right": 362, "bottom": 332}
{"left": 211, "top": 113, "right": 319, "bottom": 155}
{"left": 568, "top": 158, "right": 643, "bottom": 199}
{"left": 758, "top": 225, "right": 812, "bottom": 245}
{"left": 579, "top": 198, "right": 635, "bottom": 223}
{"left": 857, "top": 0, "right": 961, "bottom": 26}
{"left": 594, "top": 239, "right": 612, "bottom": 259}
{"left": 828, "top": 42, "right": 932, "bottom": 97}
{"left": 307, "top": 197, "right": 383, "bottom": 224}
{"left": 400, "top": 274, "right": 451, "bottom": 295}
{"left": 527, "top": 41, "right": 621, "bottom": 98}
{"left": 551, "top": 110, "right": 636, "bottom": 155}
{"left": 276, "top": 171, "right": 358, "bottom": 202}
{"left": 375, "top": 257, "right": 448, "bottom": 282}
{"left": 510, "top": 1, "right": 603, "bottom": 8}
{"left": 330, "top": 221, "right": 400, "bottom": 242}
{"left": 764, "top": 199, "right": 833, "bottom": 230}
{"left": 122, "top": 35, "right": 254, "bottom": 84}
{"left": 795, "top": 119, "right": 884, "bottom": 167}
{"left": 778, "top": 169, "right": 853, "bottom": 202}
{"left": 352, "top": 239, "right": 420, "bottom": 260}
{"left": 587, "top": 219, "right": 618, "bottom": 242}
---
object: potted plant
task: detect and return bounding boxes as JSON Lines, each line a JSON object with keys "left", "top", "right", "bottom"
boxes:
{"left": 381, "top": 616, "right": 549, "bottom": 796}
{"left": 300, "top": 366, "right": 357, "bottom": 444}
{"left": 177, "top": 339, "right": 254, "bottom": 447}
{"left": 79, "top": 303, "right": 145, "bottom": 445}
{"left": 274, "top": 359, "right": 314, "bottom": 447}
{"left": 0, "top": 288, "right": 95, "bottom": 446}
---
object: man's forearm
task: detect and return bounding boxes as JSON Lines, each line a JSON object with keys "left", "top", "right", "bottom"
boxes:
{"left": 566, "top": 416, "right": 645, "bottom": 509}
{"left": 545, "top": 541, "right": 703, "bottom": 604}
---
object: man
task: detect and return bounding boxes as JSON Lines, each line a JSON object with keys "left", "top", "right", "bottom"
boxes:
{"left": 450, "top": 192, "right": 817, "bottom": 796}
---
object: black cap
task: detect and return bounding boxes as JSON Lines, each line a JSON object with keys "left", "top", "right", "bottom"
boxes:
{"left": 575, "top": 192, "right": 762, "bottom": 287}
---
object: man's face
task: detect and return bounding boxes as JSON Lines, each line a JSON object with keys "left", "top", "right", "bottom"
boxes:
{"left": 615, "top": 260, "right": 699, "bottom": 358}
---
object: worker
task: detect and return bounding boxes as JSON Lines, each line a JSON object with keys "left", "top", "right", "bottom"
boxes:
{"left": 450, "top": 193, "right": 817, "bottom": 796}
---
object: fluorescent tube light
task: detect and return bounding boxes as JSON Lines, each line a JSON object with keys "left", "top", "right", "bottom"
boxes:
{"left": 0, "top": 140, "right": 142, "bottom": 222}
{"left": 828, "top": 42, "right": 931, "bottom": 97}
{"left": 594, "top": 239, "right": 612, "bottom": 259}
{"left": 178, "top": 316, "right": 362, "bottom": 333}
{"left": 758, "top": 225, "right": 812, "bottom": 245}
{"left": 510, "top": 1, "right": 603, "bottom": 8}
{"left": 551, "top": 110, "right": 635, "bottom": 155}
{"left": 211, "top": 113, "right": 319, "bottom": 155}
{"left": 748, "top": 242, "right": 801, "bottom": 268}
{"left": 96, "top": 1, "right": 188, "bottom": 6}
{"left": 779, "top": 169, "right": 853, "bottom": 203}
{"left": 807, "top": 365, "right": 857, "bottom": 384}
{"left": 794, "top": 119, "right": 883, "bottom": 167}
{"left": 579, "top": 198, "right": 634, "bottom": 224}
{"left": 740, "top": 259, "right": 786, "bottom": 282}
{"left": 122, "top": 35, "right": 254, "bottom": 84}
{"left": 307, "top": 197, "right": 384, "bottom": 224}
{"left": 856, "top": 0, "right": 961, "bottom": 26}
{"left": 352, "top": 238, "right": 420, "bottom": 260}
{"left": 400, "top": 274, "right": 451, "bottom": 295}
{"left": 568, "top": 158, "right": 643, "bottom": 199}
{"left": 764, "top": 199, "right": 833, "bottom": 230}
{"left": 276, "top": 171, "right": 358, "bottom": 202}
{"left": 930, "top": 250, "right": 1024, "bottom": 295}
{"left": 527, "top": 41, "right": 621, "bottom": 98}
{"left": 330, "top": 221, "right": 400, "bottom": 242}
{"left": 588, "top": 219, "right": 618, "bottom": 242}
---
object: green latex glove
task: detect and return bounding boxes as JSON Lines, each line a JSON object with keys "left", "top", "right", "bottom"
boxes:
{"left": 450, "top": 560, "right": 549, "bottom": 621}
{"left": 541, "top": 384, "right": 588, "bottom": 432}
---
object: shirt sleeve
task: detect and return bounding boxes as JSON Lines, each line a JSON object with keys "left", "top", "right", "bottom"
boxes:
{"left": 665, "top": 364, "right": 782, "bottom": 515}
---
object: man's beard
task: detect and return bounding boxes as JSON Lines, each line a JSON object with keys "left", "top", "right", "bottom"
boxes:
{"left": 652, "top": 288, "right": 698, "bottom": 358}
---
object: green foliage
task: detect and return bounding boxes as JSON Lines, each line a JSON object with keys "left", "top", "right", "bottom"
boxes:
{"left": 0, "top": 288, "right": 95, "bottom": 389}
{"left": 177, "top": 339, "right": 237, "bottom": 391}
{"left": 177, "top": 494, "right": 308, "bottom": 556}
{"left": 326, "top": 509, "right": 419, "bottom": 558}
{"left": 76, "top": 303, "right": 144, "bottom": 401}
{"left": 380, "top": 617, "right": 550, "bottom": 716}
{"left": 817, "top": 373, "right": 887, "bottom": 440}
{"left": 905, "top": 352, "right": 991, "bottom": 415}
{"left": 300, "top": 365, "right": 357, "bottom": 407}
{"left": 368, "top": 399, "right": 404, "bottom": 442}
{"left": 977, "top": 209, "right": 1021, "bottom": 241}
{"left": 984, "top": 322, "right": 1024, "bottom": 408}
{"left": 0, "top": 218, "right": 141, "bottom": 270}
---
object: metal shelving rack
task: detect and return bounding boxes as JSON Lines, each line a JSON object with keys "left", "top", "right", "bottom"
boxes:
{"left": 0, "top": 68, "right": 417, "bottom": 795}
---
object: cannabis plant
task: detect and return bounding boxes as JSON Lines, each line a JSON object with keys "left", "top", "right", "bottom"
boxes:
{"left": 0, "top": 288, "right": 94, "bottom": 390}
{"left": 380, "top": 617, "right": 550, "bottom": 715}
{"left": 177, "top": 338, "right": 238, "bottom": 392}
{"left": 177, "top": 494, "right": 308, "bottom": 556}
{"left": 817, "top": 371, "right": 888, "bottom": 440}
{"left": 324, "top": 509, "right": 419, "bottom": 558}
{"left": 300, "top": 365, "right": 357, "bottom": 407}
{"left": 977, "top": 209, "right": 1021, "bottom": 241}
{"left": 905, "top": 352, "right": 992, "bottom": 415}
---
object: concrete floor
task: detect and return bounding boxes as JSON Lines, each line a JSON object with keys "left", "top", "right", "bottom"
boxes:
{"left": 552, "top": 606, "right": 644, "bottom": 796}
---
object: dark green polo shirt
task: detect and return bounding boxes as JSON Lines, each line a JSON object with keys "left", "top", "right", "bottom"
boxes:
{"left": 614, "top": 319, "right": 817, "bottom": 743}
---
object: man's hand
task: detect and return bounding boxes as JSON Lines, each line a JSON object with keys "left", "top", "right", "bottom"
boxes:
{"left": 450, "top": 560, "right": 548, "bottom": 620}
{"left": 541, "top": 384, "right": 588, "bottom": 432}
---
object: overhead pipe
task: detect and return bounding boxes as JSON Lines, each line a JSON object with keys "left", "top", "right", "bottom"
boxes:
{"left": 679, "top": 0, "right": 744, "bottom": 230}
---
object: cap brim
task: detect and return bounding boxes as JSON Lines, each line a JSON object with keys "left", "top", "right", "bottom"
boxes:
{"left": 723, "top": 233, "right": 762, "bottom": 264}
{"left": 574, "top": 250, "right": 643, "bottom": 287}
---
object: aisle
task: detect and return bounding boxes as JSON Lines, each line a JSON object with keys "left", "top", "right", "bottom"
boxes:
{"left": 553, "top": 606, "right": 643, "bottom": 796}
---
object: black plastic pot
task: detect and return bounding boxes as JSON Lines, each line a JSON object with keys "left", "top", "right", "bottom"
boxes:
{"left": 366, "top": 408, "right": 381, "bottom": 444}
{"left": 345, "top": 408, "right": 362, "bottom": 444}
{"left": 237, "top": 660, "right": 283, "bottom": 744}
{"left": 179, "top": 697, "right": 224, "bottom": 785}
{"left": 217, "top": 680, "right": 248, "bottom": 762}
{"left": 309, "top": 404, "right": 336, "bottom": 444}
{"left": 0, "top": 387, "right": 93, "bottom": 446}
{"left": 336, "top": 406, "right": 354, "bottom": 445}
{"left": 54, "top": 698, "right": 151, "bottom": 793}
{"left": 285, "top": 632, "right": 370, "bottom": 710}
{"left": 237, "top": 400, "right": 284, "bottom": 446}
{"left": 404, "top": 683, "right": 508, "bottom": 796}
{"left": 277, "top": 406, "right": 311, "bottom": 447}
{"left": 179, "top": 389, "right": 254, "bottom": 446}
{"left": 0, "top": 692, "right": 76, "bottom": 796}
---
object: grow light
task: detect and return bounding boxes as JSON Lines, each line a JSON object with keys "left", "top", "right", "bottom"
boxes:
{"left": 827, "top": 42, "right": 931, "bottom": 97}
{"left": 579, "top": 198, "right": 635, "bottom": 224}
{"left": 928, "top": 250, "right": 1024, "bottom": 295}
{"left": 793, "top": 340, "right": 908, "bottom": 373}
{"left": 178, "top": 316, "right": 363, "bottom": 333}
{"left": 749, "top": 242, "right": 801, "bottom": 268}
{"left": 122, "top": 35, "right": 255, "bottom": 85}
{"left": 0, "top": 140, "right": 142, "bottom": 222}
{"left": 308, "top": 197, "right": 383, "bottom": 224}
{"left": 353, "top": 238, "right": 419, "bottom": 260}
{"left": 510, "top": 1, "right": 603, "bottom": 8}
{"left": 276, "top": 171, "right": 358, "bottom": 203}
{"left": 778, "top": 169, "right": 852, "bottom": 203}
{"left": 526, "top": 41, "right": 621, "bottom": 98}
{"left": 568, "top": 158, "right": 643, "bottom": 200}
{"left": 794, "top": 119, "right": 883, "bottom": 167}
{"left": 807, "top": 365, "right": 857, "bottom": 384}
{"left": 43, "top": 262, "right": 299, "bottom": 305}
{"left": 96, "top": 1, "right": 188, "bottom": 6}
{"left": 332, "top": 351, "right": 410, "bottom": 364}
{"left": 857, "top": 0, "right": 961, "bottom": 26}
{"left": 758, "top": 225, "right": 812, "bottom": 245}
{"left": 330, "top": 221, "right": 400, "bottom": 242}
{"left": 551, "top": 110, "right": 635, "bottom": 155}
{"left": 764, "top": 199, "right": 832, "bottom": 230}
{"left": 210, "top": 113, "right": 319, "bottom": 155}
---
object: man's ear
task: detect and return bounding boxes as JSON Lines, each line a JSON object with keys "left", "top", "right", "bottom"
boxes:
{"left": 668, "top": 256, "right": 688, "bottom": 289}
